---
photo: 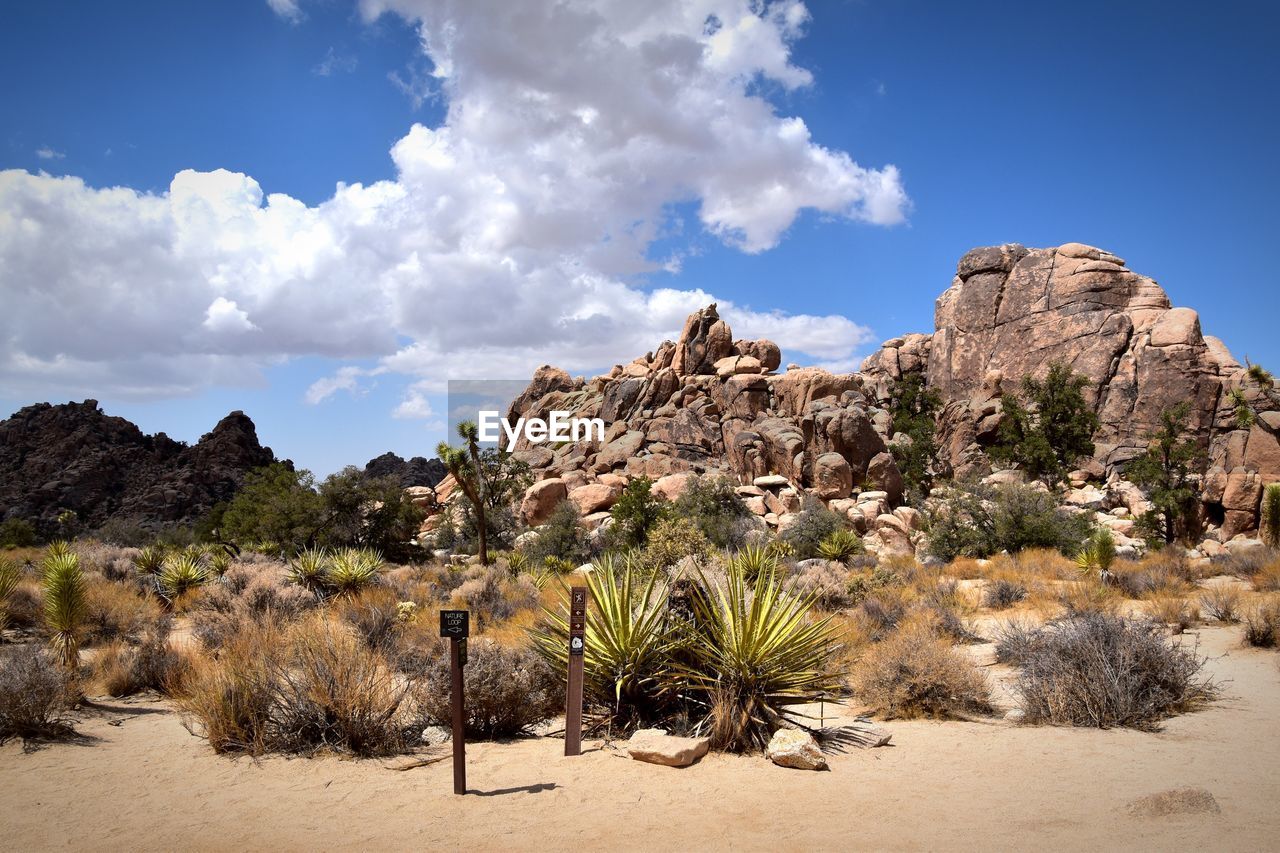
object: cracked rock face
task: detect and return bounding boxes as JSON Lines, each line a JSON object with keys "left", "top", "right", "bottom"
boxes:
{"left": 861, "top": 243, "right": 1280, "bottom": 533}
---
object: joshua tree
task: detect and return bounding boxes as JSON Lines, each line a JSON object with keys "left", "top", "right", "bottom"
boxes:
{"left": 438, "top": 420, "right": 491, "bottom": 565}
{"left": 1227, "top": 361, "right": 1278, "bottom": 428}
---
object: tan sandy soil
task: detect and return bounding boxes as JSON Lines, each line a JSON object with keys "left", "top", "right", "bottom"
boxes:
{"left": 3, "top": 625, "right": 1278, "bottom": 852}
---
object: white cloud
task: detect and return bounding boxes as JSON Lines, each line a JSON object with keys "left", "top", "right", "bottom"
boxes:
{"left": 392, "top": 385, "right": 435, "bottom": 419}
{"left": 313, "top": 47, "right": 358, "bottom": 77}
{"left": 1, "top": 0, "right": 906, "bottom": 412}
{"left": 35, "top": 146, "right": 65, "bottom": 161}
{"left": 267, "top": 0, "right": 304, "bottom": 24}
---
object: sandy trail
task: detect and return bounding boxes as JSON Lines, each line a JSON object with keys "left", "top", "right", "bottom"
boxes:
{"left": 3, "top": 625, "right": 1278, "bottom": 852}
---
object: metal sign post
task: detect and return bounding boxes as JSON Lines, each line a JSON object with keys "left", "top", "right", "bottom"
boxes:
{"left": 439, "top": 609, "right": 469, "bottom": 794}
{"left": 565, "top": 586, "right": 587, "bottom": 756}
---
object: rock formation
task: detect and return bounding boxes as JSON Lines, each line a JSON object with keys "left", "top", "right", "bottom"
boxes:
{"left": 501, "top": 303, "right": 904, "bottom": 533}
{"left": 860, "top": 242, "right": 1280, "bottom": 536}
{"left": 0, "top": 400, "right": 279, "bottom": 533}
{"left": 363, "top": 452, "right": 447, "bottom": 488}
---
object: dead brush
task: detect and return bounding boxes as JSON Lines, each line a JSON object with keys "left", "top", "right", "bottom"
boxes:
{"left": 850, "top": 616, "right": 993, "bottom": 720}
{"left": 1146, "top": 596, "right": 1199, "bottom": 634}
{"left": 1011, "top": 612, "right": 1216, "bottom": 730}
{"left": 983, "top": 578, "right": 1028, "bottom": 610}
{"left": 1199, "top": 586, "right": 1243, "bottom": 623}
{"left": 84, "top": 577, "right": 164, "bottom": 644}
{"left": 1058, "top": 580, "right": 1119, "bottom": 616}
{"left": 409, "top": 638, "right": 559, "bottom": 738}
{"left": 0, "top": 645, "right": 76, "bottom": 742}
{"left": 91, "top": 619, "right": 185, "bottom": 697}
{"left": 1241, "top": 597, "right": 1280, "bottom": 648}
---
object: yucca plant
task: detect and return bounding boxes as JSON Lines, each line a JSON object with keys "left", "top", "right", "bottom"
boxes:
{"left": 1262, "top": 483, "right": 1280, "bottom": 549}
{"left": 44, "top": 540, "right": 74, "bottom": 563}
{"left": 42, "top": 551, "right": 87, "bottom": 670}
{"left": 326, "top": 548, "right": 383, "bottom": 596}
{"left": 1075, "top": 528, "right": 1117, "bottom": 576}
{"left": 817, "top": 528, "right": 865, "bottom": 564}
{"left": 729, "top": 544, "right": 779, "bottom": 584}
{"left": 679, "top": 562, "right": 841, "bottom": 751}
{"left": 133, "top": 545, "right": 166, "bottom": 576}
{"left": 208, "top": 549, "right": 233, "bottom": 578}
{"left": 158, "top": 552, "right": 210, "bottom": 602}
{"left": 531, "top": 554, "right": 680, "bottom": 729}
{"left": 287, "top": 546, "right": 331, "bottom": 594}
{"left": 506, "top": 550, "right": 529, "bottom": 575}
{"left": 0, "top": 556, "right": 21, "bottom": 632}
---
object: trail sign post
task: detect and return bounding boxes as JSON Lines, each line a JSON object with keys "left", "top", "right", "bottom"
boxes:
{"left": 439, "top": 609, "right": 469, "bottom": 794}
{"left": 565, "top": 586, "right": 588, "bottom": 756}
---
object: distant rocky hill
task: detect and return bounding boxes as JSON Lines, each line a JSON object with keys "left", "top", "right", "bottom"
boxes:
{"left": 363, "top": 452, "right": 447, "bottom": 488}
{"left": 490, "top": 242, "right": 1279, "bottom": 554}
{"left": 0, "top": 400, "right": 279, "bottom": 533}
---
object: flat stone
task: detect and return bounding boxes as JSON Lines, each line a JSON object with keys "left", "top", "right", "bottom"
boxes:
{"left": 626, "top": 729, "right": 710, "bottom": 767}
{"left": 766, "top": 729, "right": 828, "bottom": 771}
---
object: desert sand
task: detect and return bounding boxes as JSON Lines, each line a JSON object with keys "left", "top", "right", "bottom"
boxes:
{"left": 3, "top": 624, "right": 1278, "bottom": 852}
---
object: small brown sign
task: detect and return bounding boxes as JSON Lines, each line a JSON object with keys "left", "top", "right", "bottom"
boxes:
{"left": 440, "top": 609, "right": 469, "bottom": 638}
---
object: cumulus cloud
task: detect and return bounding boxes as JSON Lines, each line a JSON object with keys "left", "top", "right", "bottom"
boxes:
{"left": 1, "top": 0, "right": 905, "bottom": 409}
{"left": 267, "top": 0, "right": 305, "bottom": 24}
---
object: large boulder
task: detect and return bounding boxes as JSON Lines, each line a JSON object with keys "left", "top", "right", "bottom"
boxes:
{"left": 519, "top": 478, "right": 567, "bottom": 526}
{"left": 673, "top": 304, "right": 734, "bottom": 377}
{"left": 568, "top": 482, "right": 622, "bottom": 515}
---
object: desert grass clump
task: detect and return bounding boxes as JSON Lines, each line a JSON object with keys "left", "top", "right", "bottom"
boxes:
{"left": 1241, "top": 597, "right": 1280, "bottom": 648}
{"left": 0, "top": 646, "right": 76, "bottom": 742}
{"left": 1147, "top": 595, "right": 1199, "bottom": 634}
{"left": 92, "top": 620, "right": 183, "bottom": 697}
{"left": 0, "top": 556, "right": 21, "bottom": 632}
{"left": 84, "top": 577, "right": 163, "bottom": 644}
{"left": 449, "top": 565, "right": 540, "bottom": 631}
{"left": 176, "top": 621, "right": 281, "bottom": 753}
{"left": 1011, "top": 612, "right": 1216, "bottom": 729}
{"left": 412, "top": 638, "right": 559, "bottom": 738}
{"left": 190, "top": 565, "right": 317, "bottom": 650}
{"left": 1057, "top": 579, "right": 1119, "bottom": 615}
{"left": 269, "top": 616, "right": 409, "bottom": 756}
{"left": 983, "top": 578, "right": 1028, "bottom": 610}
{"left": 850, "top": 617, "right": 992, "bottom": 720}
{"left": 1199, "top": 586, "right": 1243, "bottom": 623}
{"left": 42, "top": 550, "right": 87, "bottom": 670}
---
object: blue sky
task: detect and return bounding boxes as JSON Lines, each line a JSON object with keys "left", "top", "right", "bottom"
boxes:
{"left": 2, "top": 0, "right": 1277, "bottom": 476}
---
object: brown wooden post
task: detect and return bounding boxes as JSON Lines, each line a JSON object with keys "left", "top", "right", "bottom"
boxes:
{"left": 565, "top": 586, "right": 587, "bottom": 756}
{"left": 440, "top": 610, "right": 469, "bottom": 794}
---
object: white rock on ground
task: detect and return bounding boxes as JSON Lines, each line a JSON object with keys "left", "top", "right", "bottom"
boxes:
{"left": 766, "top": 729, "right": 828, "bottom": 771}
{"left": 626, "top": 729, "right": 710, "bottom": 767}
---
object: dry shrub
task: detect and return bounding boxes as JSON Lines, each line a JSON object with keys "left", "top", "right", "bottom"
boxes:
{"left": 76, "top": 541, "right": 138, "bottom": 582}
{"left": 1146, "top": 596, "right": 1199, "bottom": 634}
{"left": 983, "top": 578, "right": 1028, "bottom": 610}
{"left": 335, "top": 586, "right": 402, "bottom": 651}
{"left": 269, "top": 616, "right": 408, "bottom": 756}
{"left": 176, "top": 621, "right": 281, "bottom": 753}
{"left": 787, "top": 559, "right": 852, "bottom": 610}
{"left": 91, "top": 620, "right": 183, "bottom": 697}
{"left": 1250, "top": 559, "right": 1280, "bottom": 593}
{"left": 410, "top": 638, "right": 559, "bottom": 738}
{"left": 1199, "top": 586, "right": 1242, "bottom": 623}
{"left": 849, "top": 589, "right": 909, "bottom": 643}
{"left": 448, "top": 565, "right": 539, "bottom": 632}
{"left": 1014, "top": 548, "right": 1075, "bottom": 581}
{"left": 0, "top": 645, "right": 76, "bottom": 742}
{"left": 850, "top": 617, "right": 992, "bottom": 719}
{"left": 4, "top": 579, "right": 42, "bottom": 630}
{"left": 1109, "top": 560, "right": 1187, "bottom": 600}
{"left": 1242, "top": 597, "right": 1280, "bottom": 648}
{"left": 1212, "top": 546, "right": 1279, "bottom": 583}
{"left": 1012, "top": 613, "right": 1216, "bottom": 729}
{"left": 190, "top": 567, "right": 317, "bottom": 650}
{"left": 992, "top": 619, "right": 1041, "bottom": 665}
{"left": 177, "top": 617, "right": 410, "bottom": 756}
{"left": 84, "top": 578, "right": 163, "bottom": 644}
{"left": 1058, "top": 580, "right": 1119, "bottom": 615}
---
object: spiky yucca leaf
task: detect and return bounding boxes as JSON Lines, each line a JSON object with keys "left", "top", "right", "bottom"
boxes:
{"left": 678, "top": 563, "right": 841, "bottom": 752}
{"left": 287, "top": 546, "right": 331, "bottom": 593}
{"left": 531, "top": 554, "right": 679, "bottom": 727}
{"left": 133, "top": 545, "right": 166, "bottom": 576}
{"left": 816, "top": 529, "right": 865, "bottom": 564}
{"left": 1075, "top": 528, "right": 1117, "bottom": 575}
{"left": 326, "top": 547, "right": 383, "bottom": 596}
{"left": 0, "top": 556, "right": 21, "bottom": 632}
{"left": 42, "top": 551, "right": 87, "bottom": 669}
{"left": 1262, "top": 483, "right": 1280, "bottom": 550}
{"left": 208, "top": 550, "right": 233, "bottom": 577}
{"left": 44, "top": 540, "right": 74, "bottom": 563}
{"left": 729, "top": 543, "right": 779, "bottom": 583}
{"left": 159, "top": 552, "right": 210, "bottom": 601}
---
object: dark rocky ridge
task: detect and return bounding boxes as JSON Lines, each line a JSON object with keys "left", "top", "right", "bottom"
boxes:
{"left": 0, "top": 400, "right": 280, "bottom": 532}
{"left": 363, "top": 452, "right": 447, "bottom": 488}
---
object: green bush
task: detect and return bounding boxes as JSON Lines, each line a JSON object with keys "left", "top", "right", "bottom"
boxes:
{"left": 671, "top": 475, "right": 750, "bottom": 549}
{"left": 781, "top": 504, "right": 849, "bottom": 560}
{"left": 926, "top": 483, "right": 1091, "bottom": 561}
{"left": 608, "top": 477, "right": 670, "bottom": 549}
{"left": 991, "top": 362, "right": 1100, "bottom": 487}
{"left": 637, "top": 516, "right": 712, "bottom": 574}
{"left": 522, "top": 500, "right": 588, "bottom": 566}
{"left": 0, "top": 518, "right": 38, "bottom": 548}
